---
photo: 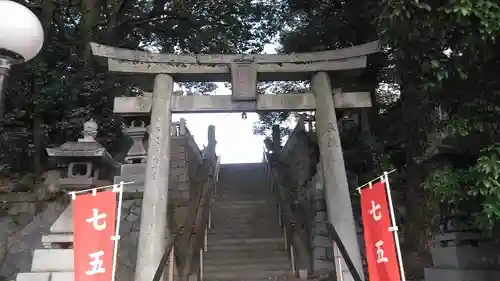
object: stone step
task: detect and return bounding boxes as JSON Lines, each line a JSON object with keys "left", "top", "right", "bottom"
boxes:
{"left": 204, "top": 248, "right": 289, "bottom": 259}
{"left": 215, "top": 190, "right": 271, "bottom": 194}
{"left": 17, "top": 272, "right": 73, "bottom": 281}
{"left": 210, "top": 214, "right": 279, "bottom": 221}
{"left": 208, "top": 163, "right": 289, "bottom": 280}
{"left": 214, "top": 200, "right": 269, "bottom": 207}
{"left": 210, "top": 215, "right": 280, "bottom": 221}
{"left": 204, "top": 255, "right": 291, "bottom": 266}
{"left": 214, "top": 198, "right": 272, "bottom": 202}
{"left": 208, "top": 226, "right": 283, "bottom": 235}
{"left": 210, "top": 220, "right": 281, "bottom": 227}
{"left": 209, "top": 225, "right": 282, "bottom": 235}
{"left": 212, "top": 208, "right": 278, "bottom": 213}
{"left": 207, "top": 241, "right": 286, "bottom": 252}
{"left": 31, "top": 249, "right": 73, "bottom": 272}
{"left": 208, "top": 232, "right": 284, "bottom": 239}
{"left": 212, "top": 203, "right": 278, "bottom": 209}
{"left": 211, "top": 208, "right": 279, "bottom": 216}
{"left": 214, "top": 192, "right": 272, "bottom": 197}
{"left": 204, "top": 263, "right": 292, "bottom": 274}
{"left": 211, "top": 212, "right": 278, "bottom": 220}
{"left": 210, "top": 219, "right": 280, "bottom": 225}
{"left": 203, "top": 268, "right": 293, "bottom": 281}
{"left": 208, "top": 237, "right": 284, "bottom": 246}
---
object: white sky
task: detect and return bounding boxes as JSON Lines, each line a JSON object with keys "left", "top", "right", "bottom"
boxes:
{"left": 172, "top": 44, "right": 278, "bottom": 164}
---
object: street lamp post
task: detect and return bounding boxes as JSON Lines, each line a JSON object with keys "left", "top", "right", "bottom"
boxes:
{"left": 0, "top": 0, "right": 44, "bottom": 119}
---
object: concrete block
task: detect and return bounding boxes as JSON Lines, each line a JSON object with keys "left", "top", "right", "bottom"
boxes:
{"left": 175, "top": 182, "right": 190, "bottom": 192}
{"left": 313, "top": 199, "right": 326, "bottom": 211}
{"left": 424, "top": 268, "right": 500, "bottom": 281}
{"left": 50, "top": 206, "right": 73, "bottom": 233}
{"left": 188, "top": 273, "right": 198, "bottom": 281}
{"left": 51, "top": 272, "right": 74, "bottom": 281}
{"left": 312, "top": 234, "right": 332, "bottom": 248}
{"left": 314, "top": 211, "right": 327, "bottom": 223}
{"left": 171, "top": 168, "right": 189, "bottom": 182}
{"left": 313, "top": 247, "right": 327, "bottom": 260}
{"left": 431, "top": 246, "right": 500, "bottom": 269}
{"left": 298, "top": 269, "right": 308, "bottom": 280}
{"left": 41, "top": 234, "right": 73, "bottom": 248}
{"left": 31, "top": 249, "right": 73, "bottom": 272}
{"left": 120, "top": 163, "right": 146, "bottom": 175}
{"left": 16, "top": 272, "right": 51, "bottom": 281}
{"left": 311, "top": 222, "right": 328, "bottom": 236}
{"left": 325, "top": 245, "right": 334, "bottom": 260}
{"left": 436, "top": 232, "right": 484, "bottom": 245}
{"left": 313, "top": 259, "right": 335, "bottom": 273}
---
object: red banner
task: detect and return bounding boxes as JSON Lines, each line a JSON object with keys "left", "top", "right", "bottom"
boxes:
{"left": 360, "top": 179, "right": 401, "bottom": 281}
{"left": 73, "top": 190, "right": 117, "bottom": 281}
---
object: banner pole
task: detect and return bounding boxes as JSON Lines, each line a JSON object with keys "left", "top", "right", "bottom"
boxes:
{"left": 357, "top": 169, "right": 396, "bottom": 192}
{"left": 111, "top": 181, "right": 125, "bottom": 281}
{"left": 383, "top": 172, "right": 406, "bottom": 281}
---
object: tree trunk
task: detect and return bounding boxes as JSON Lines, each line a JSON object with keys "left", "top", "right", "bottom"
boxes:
{"left": 399, "top": 80, "right": 433, "bottom": 280}
{"left": 81, "top": 0, "right": 101, "bottom": 62}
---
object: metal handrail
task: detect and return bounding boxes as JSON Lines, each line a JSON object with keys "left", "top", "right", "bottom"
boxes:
{"left": 196, "top": 155, "right": 220, "bottom": 280}
{"left": 262, "top": 150, "right": 307, "bottom": 275}
{"left": 327, "top": 224, "right": 364, "bottom": 281}
{"left": 152, "top": 156, "right": 220, "bottom": 281}
{"left": 263, "top": 149, "right": 364, "bottom": 281}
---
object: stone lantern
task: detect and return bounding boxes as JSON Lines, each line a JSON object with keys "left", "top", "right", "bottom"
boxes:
{"left": 45, "top": 118, "right": 120, "bottom": 190}
{"left": 15, "top": 119, "right": 121, "bottom": 281}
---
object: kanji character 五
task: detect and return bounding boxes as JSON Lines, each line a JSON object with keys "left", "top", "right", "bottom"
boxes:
{"left": 375, "top": 240, "right": 389, "bottom": 264}
{"left": 85, "top": 250, "right": 106, "bottom": 275}
{"left": 369, "top": 200, "right": 382, "bottom": 221}
{"left": 86, "top": 208, "right": 107, "bottom": 231}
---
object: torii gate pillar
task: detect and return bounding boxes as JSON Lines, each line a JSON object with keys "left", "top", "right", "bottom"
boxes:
{"left": 136, "top": 74, "right": 173, "bottom": 281}
{"left": 312, "top": 72, "right": 364, "bottom": 278}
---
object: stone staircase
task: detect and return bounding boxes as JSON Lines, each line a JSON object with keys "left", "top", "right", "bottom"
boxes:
{"left": 204, "top": 163, "right": 293, "bottom": 281}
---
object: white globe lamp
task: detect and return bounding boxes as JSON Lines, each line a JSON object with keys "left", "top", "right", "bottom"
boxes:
{"left": 0, "top": 0, "right": 44, "bottom": 118}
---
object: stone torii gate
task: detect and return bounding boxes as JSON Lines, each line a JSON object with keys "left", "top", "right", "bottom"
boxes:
{"left": 91, "top": 41, "right": 380, "bottom": 281}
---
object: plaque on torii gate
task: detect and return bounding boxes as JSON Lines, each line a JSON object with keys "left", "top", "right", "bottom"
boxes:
{"left": 91, "top": 40, "right": 380, "bottom": 281}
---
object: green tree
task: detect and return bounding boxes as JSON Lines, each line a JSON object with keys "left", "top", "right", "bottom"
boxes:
{"left": 261, "top": 0, "right": 500, "bottom": 279}
{"left": 2, "top": 0, "right": 285, "bottom": 178}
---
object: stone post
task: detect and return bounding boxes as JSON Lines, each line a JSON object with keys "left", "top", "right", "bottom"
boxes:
{"left": 135, "top": 74, "right": 174, "bottom": 281}
{"left": 425, "top": 232, "right": 500, "bottom": 281}
{"left": 311, "top": 72, "right": 364, "bottom": 280}
{"left": 207, "top": 125, "right": 216, "bottom": 158}
{"left": 179, "top": 118, "right": 187, "bottom": 135}
{"left": 272, "top": 124, "right": 281, "bottom": 152}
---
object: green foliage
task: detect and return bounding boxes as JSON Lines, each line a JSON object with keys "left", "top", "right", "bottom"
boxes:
{"left": 2, "top": 0, "right": 285, "bottom": 175}
{"left": 426, "top": 144, "right": 500, "bottom": 231}
{"left": 253, "top": 81, "right": 309, "bottom": 139}
{"left": 272, "top": 0, "right": 500, "bottom": 228}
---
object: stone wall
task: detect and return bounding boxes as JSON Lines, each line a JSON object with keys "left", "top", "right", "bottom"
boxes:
{"left": 114, "top": 198, "right": 143, "bottom": 281}
{"left": 170, "top": 134, "right": 203, "bottom": 200}
{"left": 116, "top": 133, "right": 203, "bottom": 201}
{"left": 279, "top": 123, "right": 317, "bottom": 191}
{"left": 306, "top": 170, "right": 335, "bottom": 274}
{"left": 0, "top": 193, "right": 65, "bottom": 281}
{"left": 170, "top": 138, "right": 191, "bottom": 199}
{"left": 277, "top": 120, "right": 365, "bottom": 278}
